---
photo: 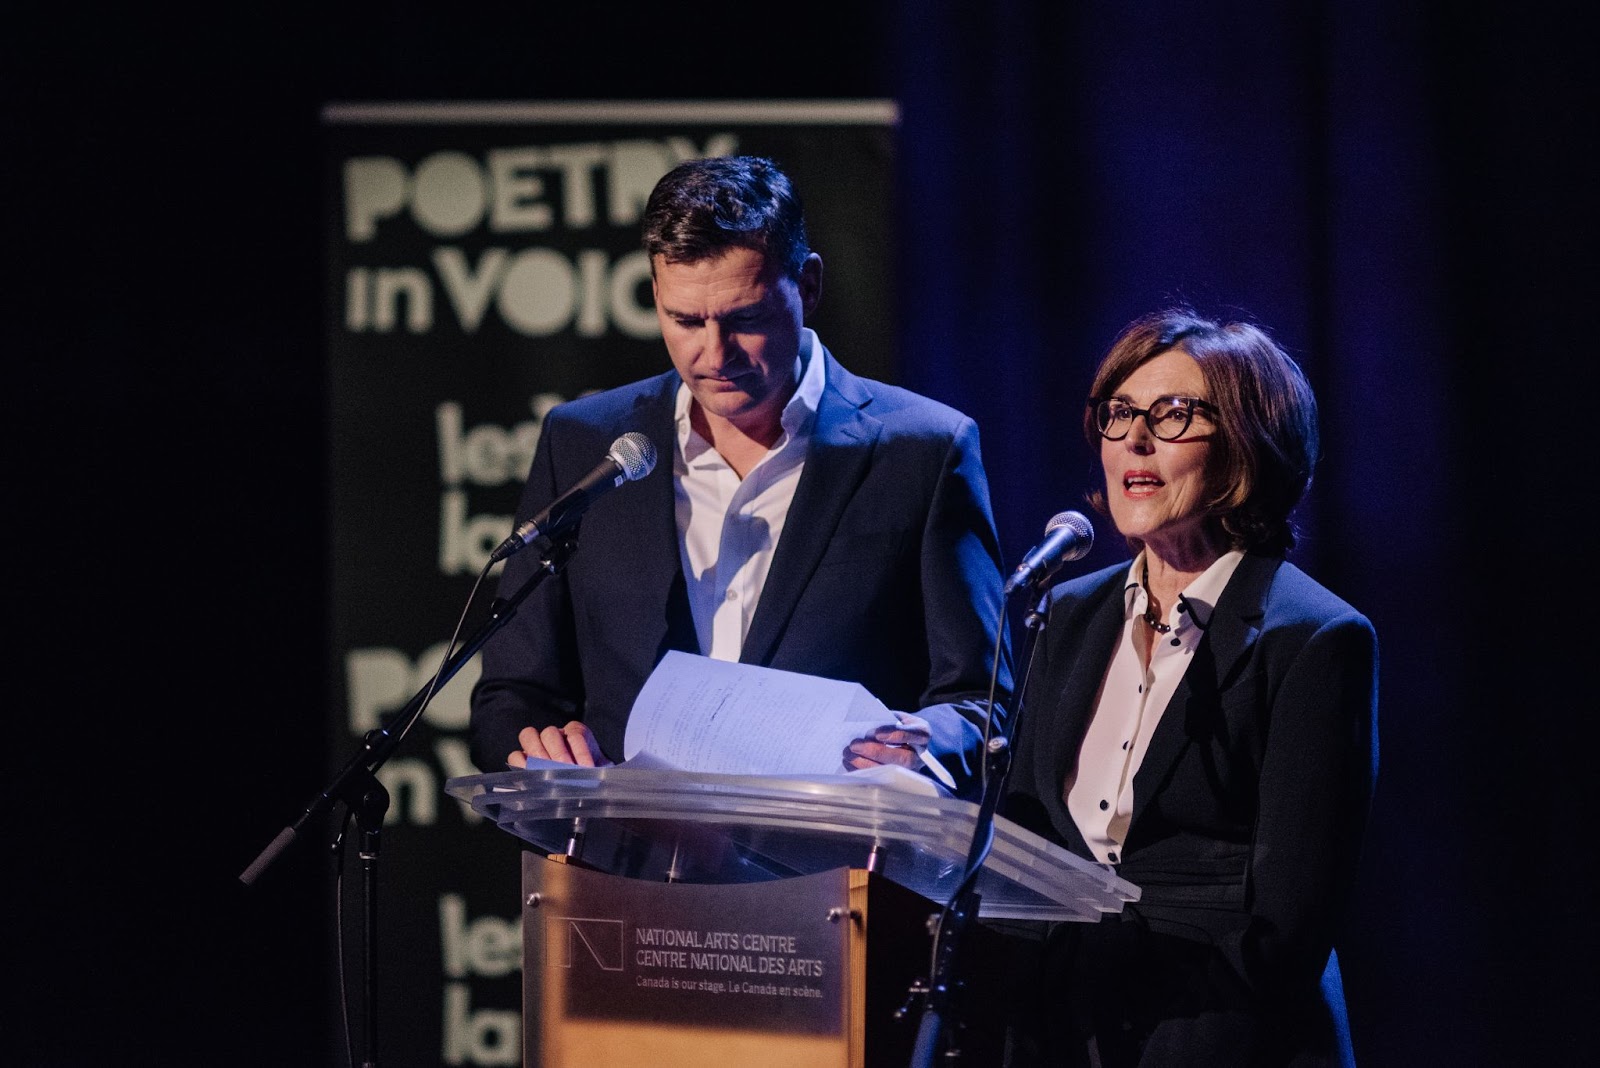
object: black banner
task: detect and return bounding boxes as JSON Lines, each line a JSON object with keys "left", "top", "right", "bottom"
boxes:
{"left": 323, "top": 100, "right": 898, "bottom": 1066}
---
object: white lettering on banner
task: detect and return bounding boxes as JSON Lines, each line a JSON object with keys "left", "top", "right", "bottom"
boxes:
{"left": 378, "top": 757, "right": 436, "bottom": 825}
{"left": 597, "top": 249, "right": 658, "bottom": 337}
{"left": 438, "top": 396, "right": 563, "bottom": 486}
{"left": 433, "top": 248, "right": 509, "bottom": 331}
{"left": 340, "top": 133, "right": 737, "bottom": 338}
{"left": 440, "top": 894, "right": 523, "bottom": 978}
{"left": 344, "top": 267, "right": 369, "bottom": 330}
{"left": 443, "top": 982, "right": 519, "bottom": 1067}
{"left": 440, "top": 489, "right": 511, "bottom": 575}
{"left": 484, "top": 148, "right": 552, "bottom": 231}
{"left": 344, "top": 248, "right": 656, "bottom": 337}
{"left": 494, "top": 247, "right": 573, "bottom": 334}
{"left": 347, "top": 642, "right": 478, "bottom": 734}
{"left": 343, "top": 155, "right": 406, "bottom": 241}
{"left": 343, "top": 135, "right": 738, "bottom": 240}
{"left": 438, "top": 395, "right": 590, "bottom": 576}
{"left": 351, "top": 266, "right": 431, "bottom": 333}
{"left": 412, "top": 152, "right": 487, "bottom": 237}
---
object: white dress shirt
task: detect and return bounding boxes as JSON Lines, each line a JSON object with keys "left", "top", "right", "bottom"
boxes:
{"left": 1065, "top": 549, "right": 1244, "bottom": 864}
{"left": 673, "top": 328, "right": 827, "bottom": 661}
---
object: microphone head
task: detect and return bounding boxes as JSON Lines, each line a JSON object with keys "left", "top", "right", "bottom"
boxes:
{"left": 608, "top": 432, "right": 658, "bottom": 481}
{"left": 1044, "top": 510, "right": 1094, "bottom": 562}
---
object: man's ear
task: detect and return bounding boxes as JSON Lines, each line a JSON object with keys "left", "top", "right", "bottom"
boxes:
{"left": 798, "top": 253, "right": 823, "bottom": 316}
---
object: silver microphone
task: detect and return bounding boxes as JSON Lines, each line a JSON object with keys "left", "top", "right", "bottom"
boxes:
{"left": 490, "top": 432, "right": 657, "bottom": 562}
{"left": 1003, "top": 510, "right": 1094, "bottom": 595}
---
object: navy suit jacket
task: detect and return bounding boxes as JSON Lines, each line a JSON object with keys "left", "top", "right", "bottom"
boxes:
{"left": 469, "top": 347, "right": 1013, "bottom": 796}
{"left": 1002, "top": 552, "right": 1378, "bottom": 1065}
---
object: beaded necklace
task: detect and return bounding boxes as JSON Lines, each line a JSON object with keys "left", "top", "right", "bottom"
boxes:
{"left": 1141, "top": 558, "right": 1173, "bottom": 634}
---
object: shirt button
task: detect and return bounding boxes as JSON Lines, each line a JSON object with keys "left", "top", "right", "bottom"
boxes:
{"left": 726, "top": 589, "right": 739, "bottom": 601}
{"left": 1107, "top": 851, "right": 1119, "bottom": 863}
{"left": 1121, "top": 740, "right": 1129, "bottom": 750}
{"left": 1099, "top": 799, "right": 1109, "bottom": 811}
{"left": 1170, "top": 637, "right": 1181, "bottom": 647}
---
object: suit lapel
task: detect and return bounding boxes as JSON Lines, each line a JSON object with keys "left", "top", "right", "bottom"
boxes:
{"left": 1127, "top": 552, "right": 1275, "bottom": 830}
{"left": 607, "top": 373, "right": 695, "bottom": 652}
{"left": 739, "top": 351, "right": 880, "bottom": 666}
{"left": 1033, "top": 578, "right": 1127, "bottom": 854}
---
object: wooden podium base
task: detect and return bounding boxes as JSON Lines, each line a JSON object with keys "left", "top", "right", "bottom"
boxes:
{"left": 521, "top": 854, "right": 1002, "bottom": 1068}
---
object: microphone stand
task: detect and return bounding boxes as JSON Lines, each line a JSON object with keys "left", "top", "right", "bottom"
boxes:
{"left": 238, "top": 534, "right": 579, "bottom": 1068}
{"left": 907, "top": 582, "right": 1052, "bottom": 1067}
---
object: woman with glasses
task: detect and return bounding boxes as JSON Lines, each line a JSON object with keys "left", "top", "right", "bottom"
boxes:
{"left": 1000, "top": 308, "right": 1379, "bottom": 1067}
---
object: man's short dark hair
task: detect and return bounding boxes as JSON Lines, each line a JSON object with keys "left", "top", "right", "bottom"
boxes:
{"left": 642, "top": 155, "right": 811, "bottom": 278}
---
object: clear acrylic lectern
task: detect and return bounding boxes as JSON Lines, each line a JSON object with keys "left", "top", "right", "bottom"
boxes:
{"left": 444, "top": 767, "right": 1139, "bottom": 1067}
{"left": 446, "top": 767, "right": 1138, "bottom": 922}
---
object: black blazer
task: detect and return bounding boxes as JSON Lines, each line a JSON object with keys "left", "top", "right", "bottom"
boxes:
{"left": 469, "top": 346, "right": 1013, "bottom": 796}
{"left": 1003, "top": 552, "right": 1378, "bottom": 1065}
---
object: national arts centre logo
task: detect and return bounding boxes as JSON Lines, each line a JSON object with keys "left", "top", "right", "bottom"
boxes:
{"left": 548, "top": 915, "right": 625, "bottom": 972}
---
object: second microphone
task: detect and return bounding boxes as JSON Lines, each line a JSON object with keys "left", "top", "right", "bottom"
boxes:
{"left": 1003, "top": 510, "right": 1094, "bottom": 596}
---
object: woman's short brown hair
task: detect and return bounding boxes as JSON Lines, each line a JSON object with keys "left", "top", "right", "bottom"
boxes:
{"left": 1083, "top": 308, "right": 1320, "bottom": 555}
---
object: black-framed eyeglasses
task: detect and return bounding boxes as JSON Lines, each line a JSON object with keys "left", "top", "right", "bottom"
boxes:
{"left": 1091, "top": 395, "right": 1215, "bottom": 441}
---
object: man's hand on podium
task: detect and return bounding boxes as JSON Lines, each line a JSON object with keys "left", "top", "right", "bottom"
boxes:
{"left": 845, "top": 711, "right": 958, "bottom": 790}
{"left": 507, "top": 721, "right": 613, "bottom": 768}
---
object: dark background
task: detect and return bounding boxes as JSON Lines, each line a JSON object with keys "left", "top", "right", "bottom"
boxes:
{"left": 10, "top": 1, "right": 1591, "bottom": 1065}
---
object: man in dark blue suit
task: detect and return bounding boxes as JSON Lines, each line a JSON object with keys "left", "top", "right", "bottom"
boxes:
{"left": 468, "top": 156, "right": 1011, "bottom": 797}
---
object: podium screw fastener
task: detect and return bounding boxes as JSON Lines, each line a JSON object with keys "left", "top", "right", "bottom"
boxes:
{"left": 526, "top": 893, "right": 543, "bottom": 908}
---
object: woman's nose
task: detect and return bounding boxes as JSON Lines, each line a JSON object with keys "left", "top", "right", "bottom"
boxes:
{"left": 1124, "top": 416, "right": 1156, "bottom": 450}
